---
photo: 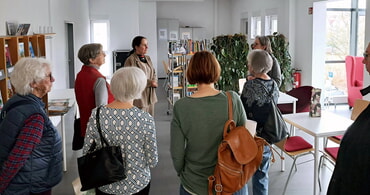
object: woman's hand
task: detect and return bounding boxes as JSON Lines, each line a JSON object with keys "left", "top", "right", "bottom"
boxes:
{"left": 151, "top": 80, "right": 158, "bottom": 88}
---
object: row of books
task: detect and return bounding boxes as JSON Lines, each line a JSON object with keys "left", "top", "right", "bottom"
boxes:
{"left": 5, "top": 41, "right": 35, "bottom": 67}
{"left": 168, "top": 39, "right": 210, "bottom": 55}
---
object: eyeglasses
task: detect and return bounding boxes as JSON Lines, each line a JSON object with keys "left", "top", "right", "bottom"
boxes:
{"left": 46, "top": 73, "right": 53, "bottom": 80}
{"left": 363, "top": 53, "right": 369, "bottom": 58}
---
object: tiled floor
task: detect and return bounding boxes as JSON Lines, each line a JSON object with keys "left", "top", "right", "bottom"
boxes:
{"left": 52, "top": 79, "right": 352, "bottom": 195}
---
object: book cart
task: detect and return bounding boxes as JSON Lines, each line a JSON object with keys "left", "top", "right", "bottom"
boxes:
{"left": 164, "top": 40, "right": 209, "bottom": 114}
{"left": 0, "top": 34, "right": 54, "bottom": 110}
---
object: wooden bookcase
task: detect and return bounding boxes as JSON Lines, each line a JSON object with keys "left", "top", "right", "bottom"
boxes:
{"left": 0, "top": 34, "right": 53, "bottom": 106}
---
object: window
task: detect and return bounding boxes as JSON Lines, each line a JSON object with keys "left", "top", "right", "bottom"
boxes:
{"left": 265, "top": 15, "right": 278, "bottom": 35}
{"left": 251, "top": 16, "right": 261, "bottom": 39}
{"left": 325, "top": 0, "right": 366, "bottom": 93}
{"left": 91, "top": 20, "right": 110, "bottom": 76}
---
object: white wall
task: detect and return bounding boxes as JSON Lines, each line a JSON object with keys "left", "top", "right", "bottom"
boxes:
{"left": 139, "top": 1, "right": 158, "bottom": 77}
{"left": 231, "top": 0, "right": 331, "bottom": 88}
{"left": 156, "top": 0, "right": 215, "bottom": 39}
{"left": 50, "top": 0, "right": 90, "bottom": 89}
{"left": 0, "top": 0, "right": 90, "bottom": 89}
{"left": 89, "top": 0, "right": 139, "bottom": 78}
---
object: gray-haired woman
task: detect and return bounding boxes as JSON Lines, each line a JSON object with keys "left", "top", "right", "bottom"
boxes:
{"left": 0, "top": 57, "right": 62, "bottom": 195}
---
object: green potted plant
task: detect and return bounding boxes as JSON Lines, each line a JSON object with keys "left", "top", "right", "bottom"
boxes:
{"left": 267, "top": 32, "right": 293, "bottom": 92}
{"left": 211, "top": 34, "right": 249, "bottom": 92}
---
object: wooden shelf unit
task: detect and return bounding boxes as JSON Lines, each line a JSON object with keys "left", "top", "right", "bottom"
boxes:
{"left": 0, "top": 34, "right": 51, "bottom": 105}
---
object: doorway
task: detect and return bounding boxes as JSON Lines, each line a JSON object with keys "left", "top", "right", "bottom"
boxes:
{"left": 66, "top": 22, "right": 75, "bottom": 88}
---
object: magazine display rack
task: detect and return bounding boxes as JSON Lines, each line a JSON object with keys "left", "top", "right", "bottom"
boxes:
{"left": 0, "top": 34, "right": 54, "bottom": 108}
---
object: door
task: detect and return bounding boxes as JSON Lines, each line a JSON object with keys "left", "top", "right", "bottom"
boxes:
{"left": 66, "top": 22, "right": 75, "bottom": 88}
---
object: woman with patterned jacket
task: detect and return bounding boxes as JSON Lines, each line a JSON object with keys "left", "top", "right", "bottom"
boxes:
{"left": 83, "top": 66, "right": 158, "bottom": 195}
{"left": 0, "top": 57, "right": 62, "bottom": 195}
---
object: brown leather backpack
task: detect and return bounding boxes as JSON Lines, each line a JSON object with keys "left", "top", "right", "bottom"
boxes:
{"left": 208, "top": 92, "right": 273, "bottom": 195}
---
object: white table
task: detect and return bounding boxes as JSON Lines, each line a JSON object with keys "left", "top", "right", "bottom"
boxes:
{"left": 283, "top": 111, "right": 353, "bottom": 195}
{"left": 48, "top": 89, "right": 76, "bottom": 172}
{"left": 278, "top": 91, "right": 298, "bottom": 114}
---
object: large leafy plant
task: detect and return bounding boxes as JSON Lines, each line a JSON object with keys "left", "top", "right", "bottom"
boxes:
{"left": 211, "top": 34, "right": 249, "bottom": 92}
{"left": 267, "top": 32, "right": 293, "bottom": 92}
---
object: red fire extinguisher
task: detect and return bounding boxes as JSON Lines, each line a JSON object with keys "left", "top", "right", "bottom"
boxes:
{"left": 293, "top": 69, "right": 301, "bottom": 88}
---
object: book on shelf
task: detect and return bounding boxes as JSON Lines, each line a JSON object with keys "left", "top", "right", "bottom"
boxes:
{"left": 15, "top": 23, "right": 31, "bottom": 36}
{"left": 6, "top": 21, "right": 17, "bottom": 36}
{"left": 0, "top": 90, "right": 3, "bottom": 110}
{"left": 29, "top": 41, "right": 35, "bottom": 57}
{"left": 5, "top": 44, "right": 12, "bottom": 68}
{"left": 7, "top": 80, "right": 13, "bottom": 98}
{"left": 18, "top": 42, "right": 25, "bottom": 58}
{"left": 48, "top": 99, "right": 69, "bottom": 113}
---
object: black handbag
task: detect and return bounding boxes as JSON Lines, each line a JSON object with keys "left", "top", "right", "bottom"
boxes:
{"left": 77, "top": 106, "right": 126, "bottom": 191}
{"left": 72, "top": 117, "right": 84, "bottom": 150}
{"left": 258, "top": 81, "right": 289, "bottom": 144}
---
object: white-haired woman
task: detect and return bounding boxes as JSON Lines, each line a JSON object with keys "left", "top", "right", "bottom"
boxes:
{"left": 83, "top": 67, "right": 158, "bottom": 195}
{"left": 0, "top": 57, "right": 62, "bottom": 195}
{"left": 240, "top": 49, "right": 279, "bottom": 195}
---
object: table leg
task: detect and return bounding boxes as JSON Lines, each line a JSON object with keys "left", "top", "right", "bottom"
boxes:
{"left": 314, "top": 137, "right": 319, "bottom": 195}
{"left": 61, "top": 114, "right": 67, "bottom": 172}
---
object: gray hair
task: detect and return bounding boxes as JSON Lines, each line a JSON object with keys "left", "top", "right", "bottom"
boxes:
{"left": 110, "top": 67, "right": 147, "bottom": 102}
{"left": 10, "top": 57, "right": 52, "bottom": 95}
{"left": 247, "top": 49, "right": 273, "bottom": 74}
{"left": 78, "top": 43, "right": 103, "bottom": 65}
{"left": 255, "top": 35, "right": 272, "bottom": 54}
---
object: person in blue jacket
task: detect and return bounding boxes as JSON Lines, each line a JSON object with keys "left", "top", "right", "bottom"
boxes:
{"left": 0, "top": 57, "right": 62, "bottom": 195}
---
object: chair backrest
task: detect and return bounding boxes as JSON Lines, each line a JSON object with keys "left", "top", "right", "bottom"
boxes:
{"left": 286, "top": 86, "right": 314, "bottom": 113}
{"left": 345, "top": 56, "right": 364, "bottom": 88}
{"left": 351, "top": 99, "right": 370, "bottom": 120}
{"left": 162, "top": 60, "right": 170, "bottom": 74}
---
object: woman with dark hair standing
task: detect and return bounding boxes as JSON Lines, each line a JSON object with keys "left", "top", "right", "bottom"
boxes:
{"left": 124, "top": 36, "right": 158, "bottom": 116}
{"left": 250, "top": 35, "right": 282, "bottom": 87}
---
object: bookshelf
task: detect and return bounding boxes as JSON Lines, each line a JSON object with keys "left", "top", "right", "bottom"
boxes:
{"left": 0, "top": 34, "right": 54, "bottom": 107}
{"left": 165, "top": 39, "right": 209, "bottom": 114}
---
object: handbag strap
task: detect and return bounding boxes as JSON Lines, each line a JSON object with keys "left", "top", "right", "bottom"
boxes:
{"left": 95, "top": 106, "right": 109, "bottom": 147}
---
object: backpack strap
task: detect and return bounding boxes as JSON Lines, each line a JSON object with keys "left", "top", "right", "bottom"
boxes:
{"left": 224, "top": 91, "right": 236, "bottom": 138}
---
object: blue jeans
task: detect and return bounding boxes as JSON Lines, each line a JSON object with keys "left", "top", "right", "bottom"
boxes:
{"left": 233, "top": 183, "right": 248, "bottom": 195}
{"left": 252, "top": 145, "right": 271, "bottom": 195}
{"left": 180, "top": 185, "right": 192, "bottom": 195}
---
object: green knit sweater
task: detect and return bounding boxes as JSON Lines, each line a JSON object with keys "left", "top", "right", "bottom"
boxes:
{"left": 170, "top": 91, "right": 246, "bottom": 195}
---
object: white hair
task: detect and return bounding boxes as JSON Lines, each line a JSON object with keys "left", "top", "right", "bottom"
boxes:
{"left": 110, "top": 67, "right": 147, "bottom": 102}
{"left": 247, "top": 49, "right": 273, "bottom": 74}
{"left": 10, "top": 57, "right": 52, "bottom": 95}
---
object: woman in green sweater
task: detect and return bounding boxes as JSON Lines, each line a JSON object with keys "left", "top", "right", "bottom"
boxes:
{"left": 170, "top": 51, "right": 247, "bottom": 195}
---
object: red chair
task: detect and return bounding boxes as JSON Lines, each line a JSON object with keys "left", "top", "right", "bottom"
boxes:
{"left": 318, "top": 147, "right": 339, "bottom": 191}
{"left": 345, "top": 56, "right": 364, "bottom": 109}
{"left": 278, "top": 86, "right": 314, "bottom": 114}
{"left": 275, "top": 136, "right": 314, "bottom": 194}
